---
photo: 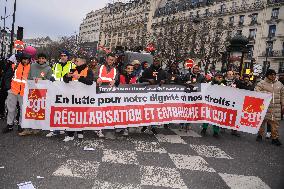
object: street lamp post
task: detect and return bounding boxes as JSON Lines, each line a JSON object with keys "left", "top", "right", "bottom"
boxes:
{"left": 9, "top": 0, "right": 17, "bottom": 56}
{"left": 263, "top": 36, "right": 273, "bottom": 75}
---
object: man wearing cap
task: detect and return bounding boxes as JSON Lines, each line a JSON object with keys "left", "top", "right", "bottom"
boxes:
{"left": 255, "top": 69, "right": 284, "bottom": 146}
{"left": 51, "top": 50, "right": 76, "bottom": 81}
{"left": 132, "top": 60, "right": 142, "bottom": 78}
{"left": 46, "top": 50, "right": 76, "bottom": 137}
{"left": 2, "top": 53, "right": 32, "bottom": 133}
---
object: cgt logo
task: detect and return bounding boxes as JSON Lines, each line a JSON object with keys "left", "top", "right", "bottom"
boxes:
{"left": 240, "top": 96, "right": 264, "bottom": 127}
{"left": 25, "top": 89, "right": 47, "bottom": 120}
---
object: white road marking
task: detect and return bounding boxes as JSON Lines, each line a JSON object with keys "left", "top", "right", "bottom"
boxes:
{"left": 133, "top": 141, "right": 167, "bottom": 154}
{"left": 102, "top": 149, "right": 139, "bottom": 165}
{"left": 92, "top": 180, "right": 141, "bottom": 189}
{"left": 169, "top": 154, "right": 216, "bottom": 172}
{"left": 155, "top": 134, "right": 187, "bottom": 144}
{"left": 190, "top": 144, "right": 233, "bottom": 159}
{"left": 140, "top": 165, "right": 187, "bottom": 189}
{"left": 219, "top": 173, "right": 271, "bottom": 189}
{"left": 53, "top": 159, "right": 100, "bottom": 179}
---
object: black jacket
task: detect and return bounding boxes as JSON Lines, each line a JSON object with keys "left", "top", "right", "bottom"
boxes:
{"left": 236, "top": 80, "right": 254, "bottom": 91}
{"left": 0, "top": 61, "right": 15, "bottom": 91}
{"left": 63, "top": 64, "right": 93, "bottom": 85}
{"left": 139, "top": 65, "right": 167, "bottom": 84}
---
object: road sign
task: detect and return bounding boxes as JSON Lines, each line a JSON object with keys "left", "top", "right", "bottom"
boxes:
{"left": 185, "top": 58, "right": 194, "bottom": 69}
{"left": 14, "top": 40, "right": 25, "bottom": 51}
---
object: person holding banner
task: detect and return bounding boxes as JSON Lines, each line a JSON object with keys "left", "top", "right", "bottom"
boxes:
{"left": 46, "top": 50, "right": 76, "bottom": 138}
{"left": 119, "top": 64, "right": 138, "bottom": 85}
{"left": 201, "top": 72, "right": 225, "bottom": 138}
{"left": 97, "top": 53, "right": 118, "bottom": 88}
{"left": 62, "top": 57, "right": 94, "bottom": 142}
{"left": 139, "top": 56, "right": 167, "bottom": 135}
{"left": 2, "top": 53, "right": 32, "bottom": 134}
{"left": 19, "top": 53, "right": 53, "bottom": 136}
{"left": 255, "top": 69, "right": 284, "bottom": 146}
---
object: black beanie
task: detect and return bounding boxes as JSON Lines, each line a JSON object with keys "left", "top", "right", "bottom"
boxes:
{"left": 265, "top": 69, "right": 276, "bottom": 77}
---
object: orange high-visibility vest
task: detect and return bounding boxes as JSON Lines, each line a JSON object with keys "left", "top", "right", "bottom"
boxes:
{"left": 11, "top": 63, "right": 31, "bottom": 96}
{"left": 72, "top": 67, "right": 89, "bottom": 81}
{"left": 98, "top": 65, "right": 116, "bottom": 82}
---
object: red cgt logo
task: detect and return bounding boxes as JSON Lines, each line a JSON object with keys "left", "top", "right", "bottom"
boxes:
{"left": 240, "top": 96, "right": 264, "bottom": 127}
{"left": 25, "top": 89, "right": 47, "bottom": 120}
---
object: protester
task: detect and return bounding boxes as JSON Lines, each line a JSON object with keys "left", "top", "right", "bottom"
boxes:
{"left": 139, "top": 56, "right": 167, "bottom": 135}
{"left": 185, "top": 64, "right": 205, "bottom": 84}
{"left": 88, "top": 57, "right": 100, "bottom": 81}
{"left": 46, "top": 50, "right": 76, "bottom": 137}
{"left": 167, "top": 63, "right": 181, "bottom": 84}
{"left": 255, "top": 69, "right": 284, "bottom": 146}
{"left": 139, "top": 56, "right": 167, "bottom": 85}
{"left": 97, "top": 53, "right": 118, "bottom": 88}
{"left": 0, "top": 55, "right": 17, "bottom": 119}
{"left": 62, "top": 57, "right": 94, "bottom": 142}
{"left": 141, "top": 61, "right": 149, "bottom": 71}
{"left": 2, "top": 53, "right": 32, "bottom": 133}
{"left": 51, "top": 50, "right": 76, "bottom": 81}
{"left": 19, "top": 53, "right": 53, "bottom": 136}
{"left": 201, "top": 72, "right": 225, "bottom": 138}
{"left": 132, "top": 60, "right": 143, "bottom": 78}
{"left": 119, "top": 64, "right": 137, "bottom": 84}
{"left": 236, "top": 74, "right": 254, "bottom": 91}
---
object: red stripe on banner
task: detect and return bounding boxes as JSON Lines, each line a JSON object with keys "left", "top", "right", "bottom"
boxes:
{"left": 50, "top": 103, "right": 237, "bottom": 128}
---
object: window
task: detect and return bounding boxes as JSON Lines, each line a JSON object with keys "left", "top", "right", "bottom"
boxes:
{"left": 237, "top": 30, "right": 242, "bottom": 35}
{"left": 268, "top": 25, "right": 276, "bottom": 37}
{"left": 239, "top": 15, "right": 245, "bottom": 25}
{"left": 251, "top": 13, "right": 258, "bottom": 23}
{"left": 249, "top": 29, "right": 256, "bottom": 39}
{"left": 271, "top": 8, "right": 279, "bottom": 19}
{"left": 205, "top": 9, "right": 209, "bottom": 16}
{"left": 220, "top": 4, "right": 226, "bottom": 13}
{"left": 229, "top": 16, "right": 234, "bottom": 24}
{"left": 232, "top": 1, "right": 237, "bottom": 10}
{"left": 227, "top": 31, "right": 232, "bottom": 38}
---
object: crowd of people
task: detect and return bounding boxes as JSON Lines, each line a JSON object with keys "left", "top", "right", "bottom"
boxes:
{"left": 0, "top": 46, "right": 283, "bottom": 146}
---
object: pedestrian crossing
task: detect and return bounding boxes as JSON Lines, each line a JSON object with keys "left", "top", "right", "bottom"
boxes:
{"left": 49, "top": 126, "right": 271, "bottom": 189}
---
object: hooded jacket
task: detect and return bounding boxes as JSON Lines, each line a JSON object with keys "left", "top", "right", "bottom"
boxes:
{"left": 28, "top": 62, "right": 52, "bottom": 80}
{"left": 255, "top": 78, "right": 284, "bottom": 121}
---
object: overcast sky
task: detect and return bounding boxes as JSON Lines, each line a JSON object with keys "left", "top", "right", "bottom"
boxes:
{"left": 0, "top": 0, "right": 110, "bottom": 40}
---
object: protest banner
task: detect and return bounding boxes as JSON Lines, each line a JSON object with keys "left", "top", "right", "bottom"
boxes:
{"left": 22, "top": 81, "right": 272, "bottom": 134}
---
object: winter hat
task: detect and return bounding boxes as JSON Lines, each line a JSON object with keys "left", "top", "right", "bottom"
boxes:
{"left": 265, "top": 69, "right": 276, "bottom": 77}
{"left": 23, "top": 46, "right": 37, "bottom": 58}
{"left": 131, "top": 60, "right": 140, "bottom": 65}
{"left": 60, "top": 50, "right": 70, "bottom": 57}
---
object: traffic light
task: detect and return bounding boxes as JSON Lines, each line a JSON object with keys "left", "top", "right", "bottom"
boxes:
{"left": 17, "top": 26, "right": 23, "bottom": 40}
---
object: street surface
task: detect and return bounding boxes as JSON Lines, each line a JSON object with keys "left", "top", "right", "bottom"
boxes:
{"left": 0, "top": 121, "right": 283, "bottom": 189}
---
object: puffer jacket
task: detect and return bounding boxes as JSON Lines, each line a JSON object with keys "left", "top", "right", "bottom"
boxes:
{"left": 255, "top": 78, "right": 284, "bottom": 121}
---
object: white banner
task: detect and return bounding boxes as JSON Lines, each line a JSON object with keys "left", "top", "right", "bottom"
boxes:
{"left": 22, "top": 81, "right": 272, "bottom": 134}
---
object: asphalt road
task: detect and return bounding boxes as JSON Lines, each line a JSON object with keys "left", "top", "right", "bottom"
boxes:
{"left": 0, "top": 120, "right": 283, "bottom": 189}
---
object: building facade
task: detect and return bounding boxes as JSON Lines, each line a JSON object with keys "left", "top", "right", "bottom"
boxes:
{"left": 79, "top": 9, "right": 104, "bottom": 43}
{"left": 24, "top": 36, "right": 53, "bottom": 48}
{"left": 95, "top": 0, "right": 284, "bottom": 72}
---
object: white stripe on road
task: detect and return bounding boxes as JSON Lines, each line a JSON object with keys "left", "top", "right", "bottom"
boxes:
{"left": 155, "top": 134, "right": 187, "bottom": 144}
{"left": 133, "top": 141, "right": 167, "bottom": 154}
{"left": 169, "top": 154, "right": 216, "bottom": 172}
{"left": 219, "top": 173, "right": 271, "bottom": 189}
{"left": 190, "top": 144, "right": 233, "bottom": 159}
{"left": 92, "top": 180, "right": 141, "bottom": 189}
{"left": 140, "top": 165, "right": 187, "bottom": 189}
{"left": 52, "top": 160, "right": 100, "bottom": 179}
{"left": 102, "top": 149, "right": 139, "bottom": 165}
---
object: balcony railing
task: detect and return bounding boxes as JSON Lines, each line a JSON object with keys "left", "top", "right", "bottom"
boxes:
{"left": 267, "top": 0, "right": 284, "bottom": 4}
{"left": 261, "top": 50, "right": 284, "bottom": 57}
